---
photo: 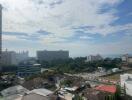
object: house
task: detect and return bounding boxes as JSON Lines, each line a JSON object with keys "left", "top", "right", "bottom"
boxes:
{"left": 95, "top": 85, "right": 117, "bottom": 100}
{"left": 82, "top": 88, "right": 106, "bottom": 100}
{"left": 95, "top": 85, "right": 116, "bottom": 94}
{"left": 21, "top": 88, "right": 65, "bottom": 100}
{"left": 1, "top": 85, "right": 29, "bottom": 100}
{"left": 1, "top": 85, "right": 29, "bottom": 97}
{"left": 82, "top": 85, "right": 117, "bottom": 100}
{"left": 58, "top": 88, "right": 74, "bottom": 100}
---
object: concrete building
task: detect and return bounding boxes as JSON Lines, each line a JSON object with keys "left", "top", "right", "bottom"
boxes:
{"left": 15, "top": 51, "right": 29, "bottom": 64}
{"left": 37, "top": 50, "right": 69, "bottom": 62}
{"left": 121, "top": 54, "right": 132, "bottom": 64}
{"left": 1, "top": 51, "right": 17, "bottom": 65}
{"left": 86, "top": 54, "right": 103, "bottom": 62}
{"left": 0, "top": 4, "right": 2, "bottom": 67}
{"left": 1, "top": 50, "right": 29, "bottom": 65}
{"left": 17, "top": 64, "right": 41, "bottom": 77}
{"left": 120, "top": 74, "right": 132, "bottom": 97}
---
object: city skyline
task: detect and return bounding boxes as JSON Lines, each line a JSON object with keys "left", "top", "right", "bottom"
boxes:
{"left": 0, "top": 0, "right": 132, "bottom": 57}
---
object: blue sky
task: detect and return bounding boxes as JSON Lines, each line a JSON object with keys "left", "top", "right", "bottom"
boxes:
{"left": 0, "top": 0, "right": 132, "bottom": 57}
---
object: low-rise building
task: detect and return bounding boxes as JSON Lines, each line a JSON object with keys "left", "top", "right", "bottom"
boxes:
{"left": 95, "top": 85, "right": 117, "bottom": 94}
{"left": 120, "top": 74, "right": 132, "bottom": 97}
{"left": 111, "top": 68, "right": 121, "bottom": 73}
{"left": 1, "top": 86, "right": 64, "bottom": 100}
{"left": 120, "top": 73, "right": 132, "bottom": 87}
{"left": 1, "top": 85, "right": 29, "bottom": 100}
{"left": 58, "top": 91, "right": 74, "bottom": 100}
{"left": 94, "top": 85, "right": 117, "bottom": 100}
{"left": 17, "top": 64, "right": 41, "bottom": 77}
{"left": 82, "top": 88, "right": 106, "bottom": 100}
{"left": 22, "top": 88, "right": 64, "bottom": 100}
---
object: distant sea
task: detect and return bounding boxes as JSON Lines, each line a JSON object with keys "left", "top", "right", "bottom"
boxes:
{"left": 102, "top": 54, "right": 132, "bottom": 59}
{"left": 102, "top": 54, "right": 121, "bottom": 58}
{"left": 72, "top": 54, "right": 132, "bottom": 59}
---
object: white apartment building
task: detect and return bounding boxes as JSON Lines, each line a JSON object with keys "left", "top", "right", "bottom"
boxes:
{"left": 121, "top": 54, "right": 132, "bottom": 64}
{"left": 120, "top": 74, "right": 132, "bottom": 97}
{"left": 86, "top": 54, "right": 103, "bottom": 62}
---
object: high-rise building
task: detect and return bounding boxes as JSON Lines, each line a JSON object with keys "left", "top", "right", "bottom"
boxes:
{"left": 1, "top": 51, "right": 17, "bottom": 65}
{"left": 37, "top": 50, "right": 69, "bottom": 62}
{"left": 15, "top": 51, "right": 29, "bottom": 64}
{"left": 1, "top": 50, "right": 29, "bottom": 65}
{"left": 86, "top": 54, "right": 103, "bottom": 62}
{"left": 0, "top": 4, "right": 2, "bottom": 66}
{"left": 121, "top": 54, "right": 132, "bottom": 64}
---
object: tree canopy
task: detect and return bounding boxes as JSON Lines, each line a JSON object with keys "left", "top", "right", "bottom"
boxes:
{"left": 39, "top": 57, "right": 122, "bottom": 73}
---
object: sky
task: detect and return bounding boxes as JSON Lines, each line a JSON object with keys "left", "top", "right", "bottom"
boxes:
{"left": 0, "top": 0, "right": 132, "bottom": 57}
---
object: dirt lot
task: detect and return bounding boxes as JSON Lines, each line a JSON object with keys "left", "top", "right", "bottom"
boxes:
{"left": 101, "top": 69, "right": 132, "bottom": 81}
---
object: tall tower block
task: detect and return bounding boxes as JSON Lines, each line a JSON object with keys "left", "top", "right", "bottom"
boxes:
{"left": 0, "top": 4, "right": 2, "bottom": 66}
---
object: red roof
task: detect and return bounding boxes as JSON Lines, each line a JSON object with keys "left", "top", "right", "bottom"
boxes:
{"left": 95, "top": 85, "right": 116, "bottom": 93}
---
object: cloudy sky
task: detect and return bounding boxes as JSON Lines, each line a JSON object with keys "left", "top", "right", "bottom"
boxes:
{"left": 0, "top": 0, "right": 132, "bottom": 57}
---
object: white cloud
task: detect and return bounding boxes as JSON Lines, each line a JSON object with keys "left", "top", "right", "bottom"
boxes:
{"left": 2, "top": 35, "right": 19, "bottom": 41}
{"left": 76, "top": 23, "right": 132, "bottom": 36}
{"left": 79, "top": 36, "right": 93, "bottom": 40}
{"left": 0, "top": 0, "right": 132, "bottom": 56}
{"left": 0, "top": 0, "right": 124, "bottom": 37}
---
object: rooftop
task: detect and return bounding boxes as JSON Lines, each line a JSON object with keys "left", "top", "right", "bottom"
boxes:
{"left": 4, "top": 94, "right": 23, "bottom": 100}
{"left": 64, "top": 86, "right": 79, "bottom": 92}
{"left": 95, "top": 85, "right": 116, "bottom": 94}
{"left": 27, "top": 88, "right": 53, "bottom": 97}
{"left": 125, "top": 80, "right": 132, "bottom": 84}
{"left": 22, "top": 93, "right": 49, "bottom": 100}
{"left": 1, "top": 85, "right": 29, "bottom": 97}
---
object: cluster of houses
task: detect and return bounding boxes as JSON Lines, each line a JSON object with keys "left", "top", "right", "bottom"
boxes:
{"left": 1, "top": 85, "right": 63, "bottom": 100}
{"left": 0, "top": 82, "right": 118, "bottom": 100}
{"left": 0, "top": 73, "right": 131, "bottom": 100}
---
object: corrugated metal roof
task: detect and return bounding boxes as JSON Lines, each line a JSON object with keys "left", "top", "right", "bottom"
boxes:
{"left": 4, "top": 94, "right": 23, "bottom": 100}
{"left": 27, "top": 88, "right": 53, "bottom": 97}
{"left": 22, "top": 93, "right": 49, "bottom": 100}
{"left": 95, "top": 85, "right": 116, "bottom": 93}
{"left": 1, "top": 85, "right": 29, "bottom": 97}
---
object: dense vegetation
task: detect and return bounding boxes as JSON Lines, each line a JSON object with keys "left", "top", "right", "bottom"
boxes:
{"left": 40, "top": 57, "right": 122, "bottom": 73}
{"left": 0, "top": 57, "right": 122, "bottom": 74}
